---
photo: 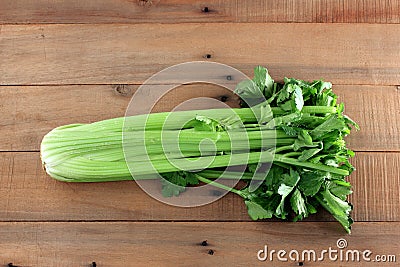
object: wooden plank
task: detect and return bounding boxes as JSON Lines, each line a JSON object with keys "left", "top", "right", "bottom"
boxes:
{"left": 1, "top": 84, "right": 398, "bottom": 152}
{"left": 1, "top": 24, "right": 400, "bottom": 85}
{"left": 0, "top": 84, "right": 240, "bottom": 151}
{"left": 0, "top": 151, "right": 253, "bottom": 222}
{"left": 335, "top": 85, "right": 400, "bottom": 152}
{"left": 348, "top": 152, "right": 400, "bottom": 222}
{"left": 0, "top": 221, "right": 398, "bottom": 266}
{"left": 1, "top": 0, "right": 400, "bottom": 24}
{"left": 0, "top": 152, "right": 398, "bottom": 222}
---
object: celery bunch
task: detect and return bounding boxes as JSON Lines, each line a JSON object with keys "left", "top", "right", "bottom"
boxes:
{"left": 41, "top": 66, "right": 358, "bottom": 232}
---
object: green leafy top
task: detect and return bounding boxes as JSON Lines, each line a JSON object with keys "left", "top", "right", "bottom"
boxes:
{"left": 160, "top": 66, "right": 358, "bottom": 233}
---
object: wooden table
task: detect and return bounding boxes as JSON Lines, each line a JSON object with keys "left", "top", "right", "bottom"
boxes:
{"left": 1, "top": 1, "right": 399, "bottom": 266}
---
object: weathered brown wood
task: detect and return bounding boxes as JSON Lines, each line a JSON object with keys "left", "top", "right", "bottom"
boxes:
{"left": 1, "top": 24, "right": 400, "bottom": 85}
{"left": 0, "top": 84, "right": 398, "bottom": 152}
{"left": 348, "top": 152, "right": 400, "bottom": 222}
{"left": 1, "top": 0, "right": 400, "bottom": 24}
{"left": 336, "top": 85, "right": 400, "bottom": 152}
{"left": 0, "top": 151, "right": 251, "bottom": 222}
{"left": 0, "top": 152, "right": 398, "bottom": 222}
{"left": 0, "top": 2, "right": 397, "bottom": 266}
{"left": 0, "top": 221, "right": 398, "bottom": 266}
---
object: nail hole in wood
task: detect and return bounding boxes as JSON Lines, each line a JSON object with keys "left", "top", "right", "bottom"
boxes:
{"left": 138, "top": 0, "right": 153, "bottom": 7}
{"left": 226, "top": 75, "right": 232, "bottom": 80}
{"left": 201, "top": 240, "right": 208, "bottom": 246}
{"left": 8, "top": 263, "right": 19, "bottom": 267}
{"left": 204, "top": 54, "right": 212, "bottom": 59}
{"left": 92, "top": 262, "right": 97, "bottom": 267}
{"left": 298, "top": 262, "right": 304, "bottom": 266}
{"left": 202, "top": 7, "right": 209, "bottom": 13}
{"left": 208, "top": 249, "right": 214, "bottom": 255}
{"left": 114, "top": 84, "right": 131, "bottom": 96}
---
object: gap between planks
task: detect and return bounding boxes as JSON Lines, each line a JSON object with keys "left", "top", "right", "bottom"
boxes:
{"left": 2, "top": 82, "right": 400, "bottom": 86}
{"left": 1, "top": 150, "right": 399, "bottom": 153}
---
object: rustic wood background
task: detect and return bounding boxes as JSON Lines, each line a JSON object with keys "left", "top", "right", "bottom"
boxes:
{"left": 1, "top": 1, "right": 400, "bottom": 266}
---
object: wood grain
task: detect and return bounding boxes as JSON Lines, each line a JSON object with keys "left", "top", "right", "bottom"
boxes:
{"left": 0, "top": 152, "right": 398, "bottom": 222}
{"left": 0, "top": 221, "right": 398, "bottom": 267}
{"left": 349, "top": 152, "right": 400, "bottom": 222}
{"left": 1, "top": 0, "right": 400, "bottom": 24}
{"left": 336, "top": 85, "right": 400, "bottom": 152}
{"left": 1, "top": 24, "right": 400, "bottom": 85}
{"left": 1, "top": 84, "right": 398, "bottom": 152}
